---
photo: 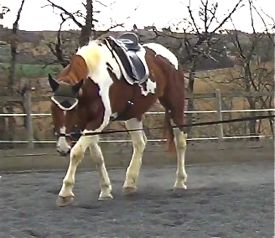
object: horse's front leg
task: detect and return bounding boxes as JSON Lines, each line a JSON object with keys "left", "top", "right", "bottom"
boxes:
{"left": 123, "top": 118, "right": 147, "bottom": 194}
{"left": 57, "top": 135, "right": 93, "bottom": 207}
{"left": 88, "top": 137, "right": 113, "bottom": 200}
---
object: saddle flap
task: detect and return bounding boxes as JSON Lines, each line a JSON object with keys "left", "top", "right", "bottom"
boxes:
{"left": 127, "top": 51, "right": 146, "bottom": 80}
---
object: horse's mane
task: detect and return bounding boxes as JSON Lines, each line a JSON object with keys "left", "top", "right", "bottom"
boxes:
{"left": 57, "top": 55, "right": 89, "bottom": 85}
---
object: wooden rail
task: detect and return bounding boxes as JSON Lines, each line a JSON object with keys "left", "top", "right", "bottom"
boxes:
{"left": 0, "top": 90, "right": 273, "bottom": 147}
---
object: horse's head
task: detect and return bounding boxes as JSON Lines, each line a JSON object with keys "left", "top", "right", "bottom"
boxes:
{"left": 48, "top": 74, "right": 83, "bottom": 156}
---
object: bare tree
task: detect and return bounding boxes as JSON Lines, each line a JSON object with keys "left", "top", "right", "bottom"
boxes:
{"left": 224, "top": 0, "right": 274, "bottom": 136}
{"left": 44, "top": 0, "right": 124, "bottom": 67}
{"left": 9, "top": 0, "right": 26, "bottom": 94}
{"left": 0, "top": 5, "right": 10, "bottom": 27}
{"left": 45, "top": 0, "right": 96, "bottom": 47}
{"left": 143, "top": 0, "right": 244, "bottom": 134}
{"left": 0, "top": 4, "right": 10, "bottom": 142}
{"left": 5, "top": 0, "right": 26, "bottom": 145}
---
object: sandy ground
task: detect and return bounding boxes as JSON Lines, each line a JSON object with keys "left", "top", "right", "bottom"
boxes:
{"left": 0, "top": 157, "right": 273, "bottom": 238}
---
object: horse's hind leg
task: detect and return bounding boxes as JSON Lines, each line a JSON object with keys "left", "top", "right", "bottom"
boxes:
{"left": 159, "top": 100, "right": 188, "bottom": 189}
{"left": 57, "top": 135, "right": 94, "bottom": 207}
{"left": 123, "top": 118, "right": 147, "bottom": 194}
{"left": 88, "top": 140, "right": 113, "bottom": 200}
{"left": 172, "top": 127, "right": 188, "bottom": 189}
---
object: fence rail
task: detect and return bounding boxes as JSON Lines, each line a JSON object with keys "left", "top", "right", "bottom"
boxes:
{"left": 0, "top": 89, "right": 274, "bottom": 148}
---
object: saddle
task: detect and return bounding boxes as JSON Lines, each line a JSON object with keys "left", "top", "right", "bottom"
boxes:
{"left": 104, "top": 33, "right": 149, "bottom": 85}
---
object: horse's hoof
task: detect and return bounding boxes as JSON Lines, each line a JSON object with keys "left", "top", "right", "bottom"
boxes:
{"left": 56, "top": 196, "right": 75, "bottom": 207}
{"left": 123, "top": 186, "right": 137, "bottom": 195}
{"left": 173, "top": 184, "right": 187, "bottom": 191}
{"left": 98, "top": 194, "right": 113, "bottom": 201}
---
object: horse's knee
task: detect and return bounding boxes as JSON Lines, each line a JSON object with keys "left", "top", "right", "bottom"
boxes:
{"left": 70, "top": 144, "right": 84, "bottom": 163}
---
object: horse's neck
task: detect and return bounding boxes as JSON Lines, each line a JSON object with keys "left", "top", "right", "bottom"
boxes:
{"left": 59, "top": 55, "right": 88, "bottom": 84}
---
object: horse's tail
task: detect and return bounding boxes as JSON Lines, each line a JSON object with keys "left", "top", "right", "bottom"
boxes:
{"left": 163, "top": 110, "right": 176, "bottom": 152}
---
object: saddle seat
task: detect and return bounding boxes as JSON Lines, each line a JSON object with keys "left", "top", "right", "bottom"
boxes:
{"left": 105, "top": 33, "right": 148, "bottom": 85}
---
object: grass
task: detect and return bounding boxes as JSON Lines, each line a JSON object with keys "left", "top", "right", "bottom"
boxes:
{"left": 0, "top": 63, "right": 62, "bottom": 78}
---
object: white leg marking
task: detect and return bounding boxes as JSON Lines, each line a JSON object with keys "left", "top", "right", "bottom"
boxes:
{"left": 173, "top": 128, "right": 188, "bottom": 189}
{"left": 123, "top": 118, "right": 147, "bottom": 192}
{"left": 59, "top": 135, "right": 95, "bottom": 198}
{"left": 88, "top": 138, "right": 113, "bottom": 200}
{"left": 57, "top": 126, "right": 71, "bottom": 155}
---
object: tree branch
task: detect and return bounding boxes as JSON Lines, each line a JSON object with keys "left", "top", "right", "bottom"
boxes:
{"left": 44, "top": 0, "right": 83, "bottom": 28}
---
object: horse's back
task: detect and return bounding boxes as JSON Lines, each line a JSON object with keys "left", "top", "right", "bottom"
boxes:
{"left": 143, "top": 43, "right": 178, "bottom": 70}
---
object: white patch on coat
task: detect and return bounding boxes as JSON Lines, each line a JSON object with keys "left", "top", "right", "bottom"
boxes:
{"left": 143, "top": 43, "right": 178, "bottom": 69}
{"left": 139, "top": 78, "right": 157, "bottom": 96}
{"left": 76, "top": 41, "right": 121, "bottom": 133}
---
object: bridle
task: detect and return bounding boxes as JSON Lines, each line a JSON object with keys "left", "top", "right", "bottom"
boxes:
{"left": 51, "top": 95, "right": 82, "bottom": 141}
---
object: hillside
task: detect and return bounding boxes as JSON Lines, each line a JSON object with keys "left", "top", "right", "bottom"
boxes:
{"left": 0, "top": 29, "right": 273, "bottom": 147}
{"left": 2, "top": 28, "right": 272, "bottom": 68}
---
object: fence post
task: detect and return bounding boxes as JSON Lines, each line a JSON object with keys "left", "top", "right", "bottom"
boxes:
{"left": 215, "top": 89, "right": 224, "bottom": 142}
{"left": 25, "top": 87, "right": 34, "bottom": 149}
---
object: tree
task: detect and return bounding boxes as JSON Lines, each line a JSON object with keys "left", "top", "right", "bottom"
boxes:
{"left": 224, "top": 0, "right": 274, "bottom": 137}
{"left": 0, "top": 5, "right": 10, "bottom": 27}
{"left": 5, "top": 0, "right": 26, "bottom": 145}
{"left": 44, "top": 0, "right": 124, "bottom": 67}
{"left": 141, "top": 0, "right": 244, "bottom": 135}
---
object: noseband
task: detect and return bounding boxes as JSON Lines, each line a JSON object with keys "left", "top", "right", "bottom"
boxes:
{"left": 51, "top": 82, "right": 80, "bottom": 111}
{"left": 51, "top": 96, "right": 79, "bottom": 111}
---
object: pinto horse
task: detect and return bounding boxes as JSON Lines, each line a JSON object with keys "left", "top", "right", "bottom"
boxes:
{"left": 48, "top": 34, "right": 188, "bottom": 206}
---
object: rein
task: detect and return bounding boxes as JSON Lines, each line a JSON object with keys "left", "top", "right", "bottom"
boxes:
{"left": 58, "top": 114, "right": 274, "bottom": 139}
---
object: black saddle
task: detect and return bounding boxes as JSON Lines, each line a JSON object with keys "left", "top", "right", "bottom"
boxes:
{"left": 104, "top": 33, "right": 148, "bottom": 84}
{"left": 118, "top": 33, "right": 140, "bottom": 51}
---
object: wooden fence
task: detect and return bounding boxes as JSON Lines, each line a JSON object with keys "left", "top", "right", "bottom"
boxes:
{"left": 0, "top": 90, "right": 274, "bottom": 149}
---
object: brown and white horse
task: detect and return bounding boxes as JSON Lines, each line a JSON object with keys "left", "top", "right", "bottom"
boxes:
{"left": 48, "top": 35, "right": 188, "bottom": 206}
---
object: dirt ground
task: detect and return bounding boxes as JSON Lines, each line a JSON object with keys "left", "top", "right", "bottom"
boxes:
{"left": 0, "top": 155, "right": 273, "bottom": 238}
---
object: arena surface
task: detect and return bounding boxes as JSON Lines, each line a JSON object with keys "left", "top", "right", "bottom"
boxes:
{"left": 0, "top": 156, "right": 273, "bottom": 238}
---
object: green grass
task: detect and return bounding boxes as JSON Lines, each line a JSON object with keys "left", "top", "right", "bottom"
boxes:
{"left": 0, "top": 63, "right": 62, "bottom": 78}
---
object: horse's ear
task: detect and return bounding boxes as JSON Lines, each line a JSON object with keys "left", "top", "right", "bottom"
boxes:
{"left": 48, "top": 74, "right": 59, "bottom": 92}
{"left": 72, "top": 79, "right": 84, "bottom": 94}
